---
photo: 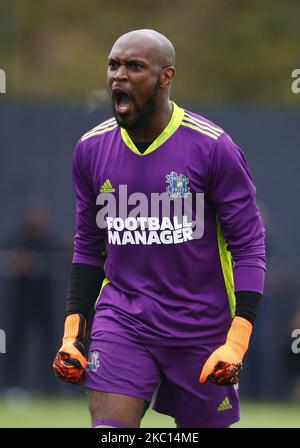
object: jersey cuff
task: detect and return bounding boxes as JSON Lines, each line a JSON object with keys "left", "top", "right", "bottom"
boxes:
{"left": 234, "top": 265, "right": 265, "bottom": 295}
{"left": 72, "top": 252, "right": 105, "bottom": 268}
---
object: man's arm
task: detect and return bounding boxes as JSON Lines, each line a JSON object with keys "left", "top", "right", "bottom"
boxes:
{"left": 53, "top": 140, "right": 106, "bottom": 384}
{"left": 66, "top": 263, "right": 104, "bottom": 318}
{"left": 200, "top": 132, "right": 266, "bottom": 385}
{"left": 208, "top": 132, "right": 266, "bottom": 296}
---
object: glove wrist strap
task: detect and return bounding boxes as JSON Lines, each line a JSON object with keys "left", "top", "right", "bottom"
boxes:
{"left": 63, "top": 313, "right": 87, "bottom": 343}
{"left": 226, "top": 316, "right": 253, "bottom": 359}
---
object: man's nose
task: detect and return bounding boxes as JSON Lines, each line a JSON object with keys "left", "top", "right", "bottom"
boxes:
{"left": 113, "top": 64, "right": 128, "bottom": 82}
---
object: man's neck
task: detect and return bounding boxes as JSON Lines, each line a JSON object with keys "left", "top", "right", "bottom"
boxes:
{"left": 127, "top": 100, "right": 173, "bottom": 144}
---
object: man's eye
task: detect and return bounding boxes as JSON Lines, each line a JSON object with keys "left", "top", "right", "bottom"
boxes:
{"left": 108, "top": 61, "right": 118, "bottom": 70}
{"left": 129, "top": 62, "right": 142, "bottom": 70}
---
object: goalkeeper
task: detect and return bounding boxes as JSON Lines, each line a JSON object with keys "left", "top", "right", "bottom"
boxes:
{"left": 53, "top": 29, "right": 266, "bottom": 428}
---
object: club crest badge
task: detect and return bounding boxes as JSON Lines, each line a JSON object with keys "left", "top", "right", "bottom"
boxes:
{"left": 87, "top": 350, "right": 100, "bottom": 372}
{"left": 166, "top": 171, "right": 190, "bottom": 199}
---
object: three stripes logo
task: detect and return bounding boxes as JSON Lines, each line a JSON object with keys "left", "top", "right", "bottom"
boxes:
{"left": 217, "top": 397, "right": 232, "bottom": 412}
{"left": 100, "top": 179, "right": 115, "bottom": 193}
{"left": 182, "top": 112, "right": 224, "bottom": 141}
{"left": 81, "top": 117, "right": 117, "bottom": 142}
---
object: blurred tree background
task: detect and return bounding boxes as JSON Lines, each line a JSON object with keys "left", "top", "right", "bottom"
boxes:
{"left": 1, "top": 0, "right": 299, "bottom": 104}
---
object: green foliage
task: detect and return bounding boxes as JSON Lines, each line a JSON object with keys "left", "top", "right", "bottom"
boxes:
{"left": 1, "top": 0, "right": 299, "bottom": 104}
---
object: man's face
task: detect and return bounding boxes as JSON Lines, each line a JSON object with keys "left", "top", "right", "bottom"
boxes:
{"left": 107, "top": 38, "right": 163, "bottom": 130}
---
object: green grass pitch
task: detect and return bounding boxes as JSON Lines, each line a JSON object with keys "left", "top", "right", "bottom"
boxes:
{"left": 0, "top": 398, "right": 299, "bottom": 428}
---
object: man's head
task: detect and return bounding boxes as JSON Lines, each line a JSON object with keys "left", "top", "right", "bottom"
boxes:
{"left": 107, "top": 29, "right": 176, "bottom": 130}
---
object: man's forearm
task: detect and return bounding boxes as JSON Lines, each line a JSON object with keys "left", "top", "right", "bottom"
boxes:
{"left": 66, "top": 263, "right": 105, "bottom": 318}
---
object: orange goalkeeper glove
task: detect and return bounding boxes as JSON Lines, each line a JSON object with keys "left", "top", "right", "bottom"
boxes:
{"left": 53, "top": 313, "right": 87, "bottom": 384}
{"left": 199, "top": 316, "right": 252, "bottom": 386}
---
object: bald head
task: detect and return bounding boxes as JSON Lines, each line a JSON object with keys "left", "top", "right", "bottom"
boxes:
{"left": 111, "top": 29, "right": 175, "bottom": 68}
{"left": 107, "top": 29, "right": 176, "bottom": 132}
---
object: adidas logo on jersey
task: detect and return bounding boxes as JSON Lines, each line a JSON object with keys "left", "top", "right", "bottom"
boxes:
{"left": 217, "top": 397, "right": 232, "bottom": 412}
{"left": 100, "top": 179, "right": 115, "bottom": 193}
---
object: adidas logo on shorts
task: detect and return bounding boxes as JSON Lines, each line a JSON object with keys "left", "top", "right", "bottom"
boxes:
{"left": 217, "top": 396, "right": 232, "bottom": 412}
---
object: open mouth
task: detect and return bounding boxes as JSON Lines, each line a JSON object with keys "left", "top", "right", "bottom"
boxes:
{"left": 112, "top": 89, "right": 133, "bottom": 115}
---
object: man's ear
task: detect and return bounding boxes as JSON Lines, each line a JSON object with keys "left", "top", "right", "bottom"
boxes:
{"left": 160, "top": 67, "right": 176, "bottom": 88}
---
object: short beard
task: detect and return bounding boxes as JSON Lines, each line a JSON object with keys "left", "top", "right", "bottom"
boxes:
{"left": 112, "top": 78, "right": 161, "bottom": 131}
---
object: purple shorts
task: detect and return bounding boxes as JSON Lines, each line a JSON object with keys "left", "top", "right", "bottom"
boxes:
{"left": 83, "top": 320, "right": 240, "bottom": 428}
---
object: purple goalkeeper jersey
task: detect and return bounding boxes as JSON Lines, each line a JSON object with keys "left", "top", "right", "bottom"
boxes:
{"left": 72, "top": 102, "right": 266, "bottom": 346}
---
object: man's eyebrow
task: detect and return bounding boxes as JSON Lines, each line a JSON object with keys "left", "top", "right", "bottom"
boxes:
{"left": 107, "top": 56, "right": 147, "bottom": 64}
{"left": 127, "top": 57, "right": 146, "bottom": 62}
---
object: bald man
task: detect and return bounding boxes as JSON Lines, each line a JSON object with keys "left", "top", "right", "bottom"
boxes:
{"left": 53, "top": 29, "right": 265, "bottom": 428}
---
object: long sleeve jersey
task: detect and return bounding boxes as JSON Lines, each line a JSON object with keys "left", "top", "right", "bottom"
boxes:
{"left": 72, "top": 102, "right": 266, "bottom": 346}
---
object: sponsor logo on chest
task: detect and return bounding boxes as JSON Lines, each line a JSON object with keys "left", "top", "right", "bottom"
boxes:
{"left": 96, "top": 172, "right": 204, "bottom": 245}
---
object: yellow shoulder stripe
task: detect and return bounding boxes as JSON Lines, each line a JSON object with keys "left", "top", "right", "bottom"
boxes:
{"left": 184, "top": 112, "right": 223, "bottom": 134}
{"left": 86, "top": 117, "right": 116, "bottom": 134}
{"left": 81, "top": 117, "right": 117, "bottom": 141}
{"left": 81, "top": 123, "right": 118, "bottom": 141}
{"left": 181, "top": 121, "right": 219, "bottom": 140}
